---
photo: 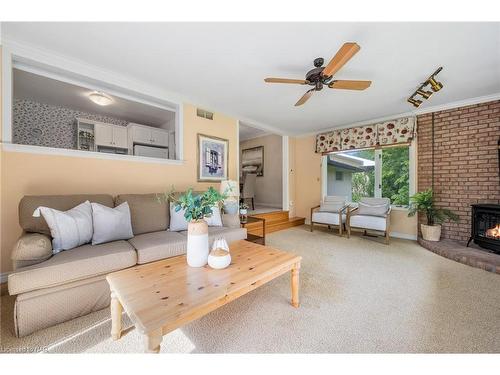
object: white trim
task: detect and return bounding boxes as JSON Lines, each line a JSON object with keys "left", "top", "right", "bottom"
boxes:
{"left": 176, "top": 104, "right": 184, "bottom": 160}
{"left": 236, "top": 120, "right": 240, "bottom": 180}
{"left": 2, "top": 143, "right": 186, "bottom": 165}
{"left": 390, "top": 232, "right": 417, "bottom": 241}
{"left": 298, "top": 92, "right": 500, "bottom": 137}
{"left": 2, "top": 44, "right": 13, "bottom": 142}
{"left": 321, "top": 155, "right": 328, "bottom": 201}
{"left": 0, "top": 272, "right": 10, "bottom": 284}
{"left": 374, "top": 149, "right": 382, "bottom": 198}
{"left": 282, "top": 135, "right": 289, "bottom": 211}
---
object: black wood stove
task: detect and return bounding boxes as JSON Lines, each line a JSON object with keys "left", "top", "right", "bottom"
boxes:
{"left": 467, "top": 204, "right": 500, "bottom": 254}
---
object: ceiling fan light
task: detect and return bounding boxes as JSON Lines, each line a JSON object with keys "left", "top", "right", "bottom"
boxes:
{"left": 428, "top": 77, "right": 443, "bottom": 92}
{"left": 416, "top": 89, "right": 433, "bottom": 99}
{"left": 88, "top": 91, "right": 113, "bottom": 106}
{"left": 408, "top": 98, "right": 422, "bottom": 108}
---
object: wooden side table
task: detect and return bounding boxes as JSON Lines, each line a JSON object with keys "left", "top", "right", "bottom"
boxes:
{"left": 240, "top": 216, "right": 266, "bottom": 245}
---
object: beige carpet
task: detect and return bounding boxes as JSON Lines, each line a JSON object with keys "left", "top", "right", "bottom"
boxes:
{"left": 1, "top": 225, "right": 499, "bottom": 353}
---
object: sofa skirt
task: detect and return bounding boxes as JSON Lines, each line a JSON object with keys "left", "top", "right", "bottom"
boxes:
{"left": 14, "top": 275, "right": 111, "bottom": 338}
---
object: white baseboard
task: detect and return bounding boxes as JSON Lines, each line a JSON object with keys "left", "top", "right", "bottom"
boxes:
{"left": 390, "top": 232, "right": 417, "bottom": 240}
{"left": 0, "top": 272, "right": 10, "bottom": 284}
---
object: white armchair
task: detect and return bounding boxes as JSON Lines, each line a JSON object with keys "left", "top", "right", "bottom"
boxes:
{"left": 310, "top": 196, "right": 349, "bottom": 236}
{"left": 346, "top": 197, "right": 392, "bottom": 244}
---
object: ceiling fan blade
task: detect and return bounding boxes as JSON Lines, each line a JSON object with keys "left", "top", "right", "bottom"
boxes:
{"left": 328, "top": 80, "right": 372, "bottom": 90}
{"left": 322, "top": 42, "right": 361, "bottom": 77}
{"left": 295, "top": 89, "right": 315, "bottom": 106}
{"left": 264, "top": 78, "right": 309, "bottom": 84}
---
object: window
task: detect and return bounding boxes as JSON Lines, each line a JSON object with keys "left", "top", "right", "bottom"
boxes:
{"left": 326, "top": 145, "right": 411, "bottom": 206}
{"left": 381, "top": 145, "right": 410, "bottom": 206}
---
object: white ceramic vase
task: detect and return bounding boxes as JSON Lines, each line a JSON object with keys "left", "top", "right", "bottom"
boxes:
{"left": 208, "top": 238, "right": 231, "bottom": 269}
{"left": 186, "top": 220, "right": 209, "bottom": 267}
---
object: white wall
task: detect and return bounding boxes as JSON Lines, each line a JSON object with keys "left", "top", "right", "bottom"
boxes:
{"left": 240, "top": 134, "right": 282, "bottom": 208}
{"left": 327, "top": 165, "right": 352, "bottom": 201}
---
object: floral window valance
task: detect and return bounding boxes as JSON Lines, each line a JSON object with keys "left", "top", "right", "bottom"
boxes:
{"left": 315, "top": 117, "right": 415, "bottom": 154}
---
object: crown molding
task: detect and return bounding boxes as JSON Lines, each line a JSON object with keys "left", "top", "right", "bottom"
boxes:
{"left": 296, "top": 92, "right": 500, "bottom": 138}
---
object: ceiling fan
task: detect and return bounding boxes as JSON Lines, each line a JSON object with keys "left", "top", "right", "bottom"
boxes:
{"left": 264, "top": 42, "right": 371, "bottom": 106}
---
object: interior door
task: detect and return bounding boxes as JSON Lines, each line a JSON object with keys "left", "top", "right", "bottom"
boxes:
{"left": 132, "top": 126, "right": 152, "bottom": 145}
{"left": 94, "top": 123, "right": 113, "bottom": 147}
{"left": 113, "top": 126, "right": 128, "bottom": 149}
{"left": 151, "top": 129, "right": 169, "bottom": 147}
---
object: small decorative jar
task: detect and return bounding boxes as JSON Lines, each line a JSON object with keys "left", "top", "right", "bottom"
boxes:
{"left": 208, "top": 238, "right": 231, "bottom": 269}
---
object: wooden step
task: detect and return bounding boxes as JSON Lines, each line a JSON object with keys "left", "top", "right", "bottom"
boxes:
{"left": 244, "top": 211, "right": 305, "bottom": 236}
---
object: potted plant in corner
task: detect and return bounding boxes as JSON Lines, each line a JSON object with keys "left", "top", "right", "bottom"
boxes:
{"left": 408, "top": 188, "right": 459, "bottom": 241}
{"left": 166, "top": 187, "right": 226, "bottom": 267}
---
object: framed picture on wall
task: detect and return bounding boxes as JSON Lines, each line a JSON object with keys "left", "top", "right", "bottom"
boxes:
{"left": 197, "top": 134, "right": 229, "bottom": 182}
{"left": 241, "top": 146, "right": 264, "bottom": 177}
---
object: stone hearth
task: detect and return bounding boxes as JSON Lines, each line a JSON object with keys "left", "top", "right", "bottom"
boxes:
{"left": 418, "top": 238, "right": 500, "bottom": 274}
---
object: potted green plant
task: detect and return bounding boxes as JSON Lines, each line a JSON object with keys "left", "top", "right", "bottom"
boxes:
{"left": 408, "top": 188, "right": 459, "bottom": 241}
{"left": 164, "top": 187, "right": 226, "bottom": 267}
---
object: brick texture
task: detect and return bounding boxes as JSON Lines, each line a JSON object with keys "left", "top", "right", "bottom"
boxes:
{"left": 417, "top": 100, "right": 500, "bottom": 244}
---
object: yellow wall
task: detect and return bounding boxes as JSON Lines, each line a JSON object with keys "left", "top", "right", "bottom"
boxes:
{"left": 290, "top": 135, "right": 418, "bottom": 237}
{"left": 292, "top": 135, "right": 322, "bottom": 221}
{"left": 0, "top": 103, "right": 238, "bottom": 273}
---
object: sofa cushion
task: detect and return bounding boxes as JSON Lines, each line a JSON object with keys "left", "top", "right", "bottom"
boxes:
{"left": 115, "top": 193, "right": 169, "bottom": 235}
{"left": 11, "top": 233, "right": 53, "bottom": 270}
{"left": 33, "top": 201, "right": 94, "bottom": 253}
{"left": 357, "top": 198, "right": 390, "bottom": 217}
{"left": 349, "top": 215, "right": 387, "bottom": 231}
{"left": 91, "top": 202, "right": 133, "bottom": 245}
{"left": 128, "top": 231, "right": 187, "bottom": 264}
{"left": 19, "top": 194, "right": 114, "bottom": 235}
{"left": 312, "top": 211, "right": 346, "bottom": 225}
{"left": 8, "top": 240, "right": 136, "bottom": 295}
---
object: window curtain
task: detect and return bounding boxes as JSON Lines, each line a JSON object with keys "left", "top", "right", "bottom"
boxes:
{"left": 315, "top": 117, "right": 415, "bottom": 154}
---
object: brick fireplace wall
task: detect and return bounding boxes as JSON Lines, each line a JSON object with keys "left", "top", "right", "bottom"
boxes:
{"left": 417, "top": 100, "right": 500, "bottom": 243}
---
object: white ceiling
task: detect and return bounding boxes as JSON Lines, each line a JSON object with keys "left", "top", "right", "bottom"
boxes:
{"left": 13, "top": 69, "right": 175, "bottom": 127}
{"left": 3, "top": 22, "right": 500, "bottom": 135}
{"left": 239, "top": 122, "right": 271, "bottom": 141}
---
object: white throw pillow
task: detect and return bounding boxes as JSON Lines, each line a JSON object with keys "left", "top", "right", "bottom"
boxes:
{"left": 91, "top": 202, "right": 133, "bottom": 245}
{"left": 205, "top": 206, "right": 223, "bottom": 227}
{"left": 169, "top": 203, "right": 189, "bottom": 231}
{"left": 32, "top": 201, "right": 93, "bottom": 253}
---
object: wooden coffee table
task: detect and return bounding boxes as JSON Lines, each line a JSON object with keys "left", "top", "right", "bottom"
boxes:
{"left": 106, "top": 240, "right": 301, "bottom": 353}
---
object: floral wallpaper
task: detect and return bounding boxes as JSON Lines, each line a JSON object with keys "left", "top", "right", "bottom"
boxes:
{"left": 13, "top": 99, "right": 129, "bottom": 149}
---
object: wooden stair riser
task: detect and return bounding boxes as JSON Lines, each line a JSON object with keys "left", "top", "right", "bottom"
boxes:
{"left": 246, "top": 216, "right": 305, "bottom": 236}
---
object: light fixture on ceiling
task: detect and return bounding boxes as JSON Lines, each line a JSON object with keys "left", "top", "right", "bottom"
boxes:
{"left": 407, "top": 67, "right": 443, "bottom": 108}
{"left": 428, "top": 77, "right": 443, "bottom": 92}
{"left": 88, "top": 91, "right": 113, "bottom": 106}
{"left": 407, "top": 98, "right": 423, "bottom": 108}
{"left": 416, "top": 89, "right": 433, "bottom": 99}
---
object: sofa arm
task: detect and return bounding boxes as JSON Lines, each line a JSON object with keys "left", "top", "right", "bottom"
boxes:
{"left": 11, "top": 233, "right": 53, "bottom": 270}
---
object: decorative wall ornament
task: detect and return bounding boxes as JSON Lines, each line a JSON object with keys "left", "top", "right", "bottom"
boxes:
{"left": 241, "top": 145, "right": 264, "bottom": 176}
{"left": 315, "top": 116, "right": 415, "bottom": 154}
{"left": 197, "top": 134, "right": 229, "bottom": 182}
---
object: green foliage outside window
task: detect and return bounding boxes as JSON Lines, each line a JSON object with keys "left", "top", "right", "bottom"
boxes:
{"left": 347, "top": 146, "right": 410, "bottom": 205}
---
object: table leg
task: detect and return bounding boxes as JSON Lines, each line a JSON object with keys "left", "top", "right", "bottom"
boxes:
{"left": 110, "top": 291, "right": 122, "bottom": 340}
{"left": 144, "top": 328, "right": 163, "bottom": 353}
{"left": 291, "top": 263, "right": 300, "bottom": 308}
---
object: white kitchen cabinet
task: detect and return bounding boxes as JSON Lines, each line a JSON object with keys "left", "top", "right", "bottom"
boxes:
{"left": 112, "top": 126, "right": 128, "bottom": 149}
{"left": 131, "top": 126, "right": 152, "bottom": 145}
{"left": 151, "top": 129, "right": 169, "bottom": 146}
{"left": 95, "top": 122, "right": 113, "bottom": 147}
{"left": 127, "top": 123, "right": 169, "bottom": 148}
{"left": 95, "top": 122, "right": 128, "bottom": 149}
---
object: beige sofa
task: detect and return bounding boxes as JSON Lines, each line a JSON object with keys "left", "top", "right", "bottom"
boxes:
{"left": 8, "top": 193, "right": 247, "bottom": 337}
